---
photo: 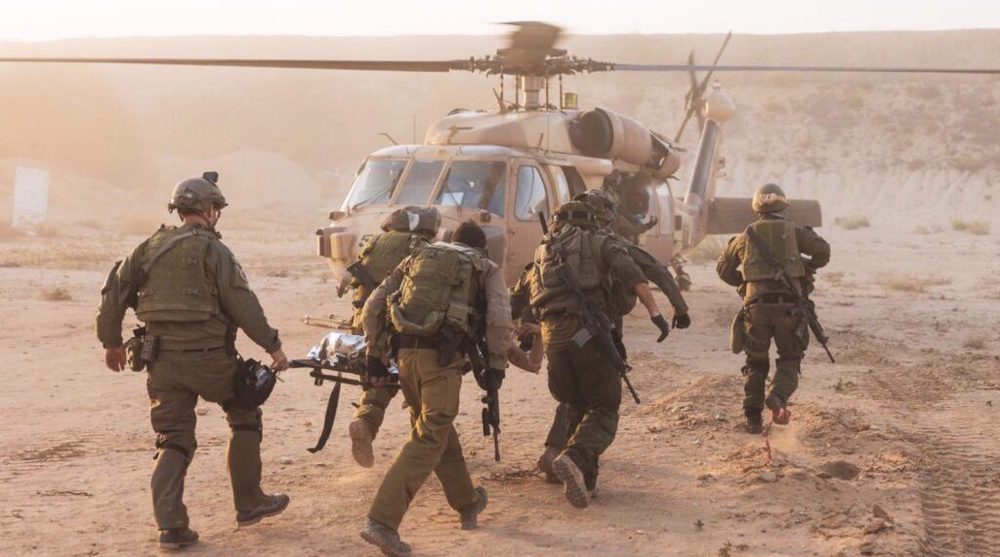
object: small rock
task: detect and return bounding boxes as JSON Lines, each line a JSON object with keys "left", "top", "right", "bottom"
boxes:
{"left": 195, "top": 407, "right": 209, "bottom": 416}
{"left": 279, "top": 456, "right": 294, "bottom": 465}
{"left": 863, "top": 518, "right": 888, "bottom": 535}
{"left": 786, "top": 468, "right": 810, "bottom": 481}
{"left": 303, "top": 420, "right": 312, "bottom": 427}
{"left": 757, "top": 470, "right": 778, "bottom": 483}
{"left": 872, "top": 504, "right": 893, "bottom": 523}
{"left": 635, "top": 529, "right": 645, "bottom": 535}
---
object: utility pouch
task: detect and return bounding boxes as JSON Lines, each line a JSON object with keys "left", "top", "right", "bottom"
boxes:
{"left": 230, "top": 358, "right": 277, "bottom": 409}
{"left": 140, "top": 334, "right": 160, "bottom": 365}
{"left": 730, "top": 309, "right": 746, "bottom": 354}
{"left": 125, "top": 327, "right": 147, "bottom": 372}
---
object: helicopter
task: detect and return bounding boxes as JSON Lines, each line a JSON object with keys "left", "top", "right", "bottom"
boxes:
{"left": 3, "top": 22, "right": 998, "bottom": 290}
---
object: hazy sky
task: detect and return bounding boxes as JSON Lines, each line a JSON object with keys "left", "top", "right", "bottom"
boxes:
{"left": 2, "top": 0, "right": 999, "bottom": 40}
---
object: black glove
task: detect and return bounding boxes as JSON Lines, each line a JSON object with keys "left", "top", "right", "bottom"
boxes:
{"left": 672, "top": 313, "right": 691, "bottom": 329}
{"left": 651, "top": 314, "right": 670, "bottom": 342}
{"left": 365, "top": 356, "right": 390, "bottom": 382}
{"left": 480, "top": 368, "right": 505, "bottom": 391}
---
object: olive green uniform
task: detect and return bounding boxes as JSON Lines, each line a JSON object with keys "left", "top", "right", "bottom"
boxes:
{"left": 96, "top": 223, "right": 281, "bottom": 530}
{"left": 361, "top": 242, "right": 512, "bottom": 530}
{"left": 528, "top": 225, "right": 646, "bottom": 491}
{"left": 349, "top": 230, "right": 430, "bottom": 437}
{"left": 716, "top": 214, "right": 830, "bottom": 412}
{"left": 533, "top": 238, "right": 690, "bottom": 455}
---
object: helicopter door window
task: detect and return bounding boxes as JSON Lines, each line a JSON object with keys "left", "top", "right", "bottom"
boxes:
{"left": 547, "top": 165, "right": 571, "bottom": 204}
{"left": 394, "top": 160, "right": 446, "bottom": 205}
{"left": 434, "top": 161, "right": 507, "bottom": 216}
{"left": 515, "top": 166, "right": 548, "bottom": 221}
{"left": 345, "top": 159, "right": 407, "bottom": 210}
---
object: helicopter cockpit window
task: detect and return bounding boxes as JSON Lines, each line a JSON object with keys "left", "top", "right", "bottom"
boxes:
{"left": 394, "top": 160, "right": 445, "bottom": 205}
{"left": 515, "top": 166, "right": 548, "bottom": 221}
{"left": 346, "top": 159, "right": 407, "bottom": 209}
{"left": 435, "top": 161, "right": 507, "bottom": 216}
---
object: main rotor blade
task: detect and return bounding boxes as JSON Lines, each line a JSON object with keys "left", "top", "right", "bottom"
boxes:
{"left": 697, "top": 31, "right": 733, "bottom": 94}
{"left": 0, "top": 56, "right": 466, "bottom": 72}
{"left": 614, "top": 63, "right": 1000, "bottom": 75}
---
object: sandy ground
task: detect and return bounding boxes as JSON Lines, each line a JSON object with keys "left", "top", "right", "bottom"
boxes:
{"left": 1, "top": 216, "right": 998, "bottom": 557}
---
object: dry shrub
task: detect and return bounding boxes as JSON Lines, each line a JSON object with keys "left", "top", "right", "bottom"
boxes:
{"left": 951, "top": 219, "right": 990, "bottom": 235}
{"left": 948, "top": 156, "right": 987, "bottom": 173}
{"left": 881, "top": 274, "right": 952, "bottom": 293}
{"left": 914, "top": 225, "right": 942, "bottom": 235}
{"left": 962, "top": 336, "right": 986, "bottom": 350}
{"left": 41, "top": 287, "right": 73, "bottom": 301}
{"left": 834, "top": 215, "right": 870, "bottom": 230}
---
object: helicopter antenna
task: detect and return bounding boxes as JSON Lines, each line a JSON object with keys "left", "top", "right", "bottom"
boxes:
{"left": 378, "top": 132, "right": 398, "bottom": 146}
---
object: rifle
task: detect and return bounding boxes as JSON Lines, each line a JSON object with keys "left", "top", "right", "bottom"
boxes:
{"left": 346, "top": 260, "right": 379, "bottom": 290}
{"left": 744, "top": 226, "right": 835, "bottom": 363}
{"left": 290, "top": 332, "right": 398, "bottom": 453}
{"left": 538, "top": 212, "right": 641, "bottom": 404}
{"left": 465, "top": 340, "right": 501, "bottom": 462}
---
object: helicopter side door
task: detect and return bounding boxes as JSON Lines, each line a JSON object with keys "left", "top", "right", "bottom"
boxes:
{"left": 504, "top": 160, "right": 554, "bottom": 284}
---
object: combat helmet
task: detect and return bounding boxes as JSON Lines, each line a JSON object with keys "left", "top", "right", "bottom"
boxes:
{"left": 751, "top": 183, "right": 788, "bottom": 214}
{"left": 573, "top": 190, "right": 618, "bottom": 227}
{"left": 553, "top": 200, "right": 598, "bottom": 228}
{"left": 380, "top": 206, "right": 442, "bottom": 237}
{"left": 168, "top": 171, "right": 228, "bottom": 214}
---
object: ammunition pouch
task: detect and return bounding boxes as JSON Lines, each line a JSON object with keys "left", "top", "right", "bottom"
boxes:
{"left": 730, "top": 309, "right": 746, "bottom": 354}
{"left": 140, "top": 334, "right": 160, "bottom": 366}
{"left": 124, "top": 327, "right": 147, "bottom": 372}
{"left": 225, "top": 358, "right": 277, "bottom": 410}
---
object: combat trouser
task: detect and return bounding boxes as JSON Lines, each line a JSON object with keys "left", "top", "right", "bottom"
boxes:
{"left": 146, "top": 348, "right": 266, "bottom": 530}
{"left": 741, "top": 302, "right": 808, "bottom": 412}
{"left": 545, "top": 339, "right": 622, "bottom": 491}
{"left": 368, "top": 347, "right": 479, "bottom": 530}
{"left": 353, "top": 385, "right": 400, "bottom": 437}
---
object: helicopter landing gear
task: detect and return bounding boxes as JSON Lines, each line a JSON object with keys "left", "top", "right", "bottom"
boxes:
{"left": 671, "top": 256, "right": 692, "bottom": 292}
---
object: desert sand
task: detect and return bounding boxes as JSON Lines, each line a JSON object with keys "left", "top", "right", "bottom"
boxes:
{"left": 1, "top": 30, "right": 999, "bottom": 557}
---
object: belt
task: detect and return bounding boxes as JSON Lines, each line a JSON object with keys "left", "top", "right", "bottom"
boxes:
{"left": 752, "top": 294, "right": 796, "bottom": 305}
{"left": 394, "top": 335, "right": 442, "bottom": 350}
{"left": 159, "top": 345, "right": 228, "bottom": 353}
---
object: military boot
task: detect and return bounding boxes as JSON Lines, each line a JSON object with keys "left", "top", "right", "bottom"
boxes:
{"left": 765, "top": 395, "right": 791, "bottom": 425}
{"left": 236, "top": 493, "right": 290, "bottom": 528}
{"left": 536, "top": 445, "right": 561, "bottom": 484}
{"left": 458, "top": 486, "right": 488, "bottom": 530}
{"left": 360, "top": 518, "right": 412, "bottom": 557}
{"left": 745, "top": 409, "right": 763, "bottom": 434}
{"left": 158, "top": 527, "right": 199, "bottom": 550}
{"left": 552, "top": 453, "right": 589, "bottom": 509}
{"left": 349, "top": 418, "right": 376, "bottom": 468}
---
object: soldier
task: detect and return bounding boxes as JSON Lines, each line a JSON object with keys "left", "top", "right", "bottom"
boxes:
{"left": 533, "top": 190, "right": 691, "bottom": 484}
{"left": 96, "top": 173, "right": 290, "bottom": 550}
{"left": 358, "top": 221, "right": 512, "bottom": 557}
{"left": 346, "top": 206, "right": 441, "bottom": 469}
{"left": 528, "top": 200, "right": 670, "bottom": 509}
{"left": 716, "top": 183, "right": 830, "bottom": 433}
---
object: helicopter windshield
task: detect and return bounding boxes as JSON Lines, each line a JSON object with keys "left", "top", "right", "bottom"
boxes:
{"left": 395, "top": 160, "right": 445, "bottom": 205}
{"left": 347, "top": 159, "right": 407, "bottom": 209}
{"left": 435, "top": 161, "right": 507, "bottom": 216}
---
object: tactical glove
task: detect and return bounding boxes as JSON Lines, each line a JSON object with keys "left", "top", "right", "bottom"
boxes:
{"left": 365, "top": 357, "right": 390, "bottom": 382}
{"left": 651, "top": 314, "right": 670, "bottom": 342}
{"left": 481, "top": 368, "right": 505, "bottom": 391}
{"left": 672, "top": 313, "right": 691, "bottom": 330}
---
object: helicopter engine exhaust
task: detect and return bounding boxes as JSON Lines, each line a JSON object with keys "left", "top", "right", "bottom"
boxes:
{"left": 570, "top": 108, "right": 678, "bottom": 176}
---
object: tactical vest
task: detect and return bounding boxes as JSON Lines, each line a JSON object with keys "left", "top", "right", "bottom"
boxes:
{"left": 387, "top": 242, "right": 485, "bottom": 338}
{"left": 135, "top": 227, "right": 221, "bottom": 323}
{"left": 742, "top": 219, "right": 805, "bottom": 282}
{"left": 528, "top": 226, "right": 607, "bottom": 314}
